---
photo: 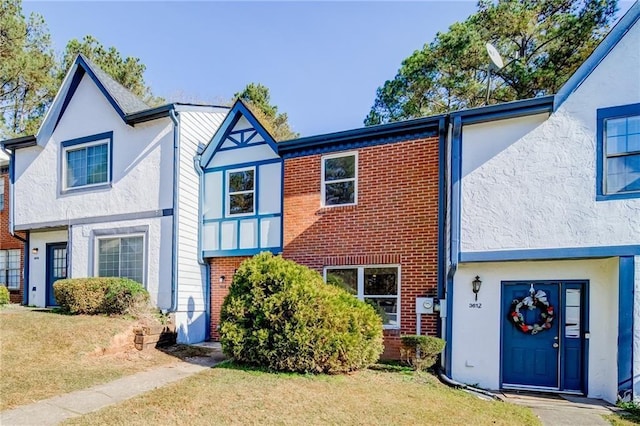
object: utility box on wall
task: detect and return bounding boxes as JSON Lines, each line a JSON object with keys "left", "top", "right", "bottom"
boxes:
{"left": 416, "top": 297, "right": 434, "bottom": 314}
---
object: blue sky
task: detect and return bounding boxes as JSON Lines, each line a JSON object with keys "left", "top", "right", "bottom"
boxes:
{"left": 23, "top": 1, "right": 634, "bottom": 137}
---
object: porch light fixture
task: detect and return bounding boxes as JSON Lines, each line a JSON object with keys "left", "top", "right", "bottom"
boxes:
{"left": 472, "top": 276, "right": 482, "bottom": 301}
{"left": 31, "top": 247, "right": 38, "bottom": 255}
{"left": 219, "top": 275, "right": 225, "bottom": 283}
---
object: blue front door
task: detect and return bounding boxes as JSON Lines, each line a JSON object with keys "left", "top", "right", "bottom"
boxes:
{"left": 501, "top": 281, "right": 586, "bottom": 393}
{"left": 46, "top": 243, "right": 67, "bottom": 306}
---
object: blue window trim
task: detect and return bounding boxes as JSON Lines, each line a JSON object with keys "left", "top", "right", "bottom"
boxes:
{"left": 203, "top": 247, "right": 281, "bottom": 258}
{"left": 596, "top": 103, "right": 640, "bottom": 201}
{"left": 60, "top": 131, "right": 113, "bottom": 194}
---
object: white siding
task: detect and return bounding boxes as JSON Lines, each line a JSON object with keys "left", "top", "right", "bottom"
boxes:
{"left": 176, "top": 110, "right": 226, "bottom": 343}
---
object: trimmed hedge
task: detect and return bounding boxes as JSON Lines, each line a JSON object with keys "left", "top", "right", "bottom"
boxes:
{"left": 53, "top": 277, "right": 149, "bottom": 315}
{"left": 220, "top": 252, "right": 384, "bottom": 374}
{"left": 400, "top": 335, "right": 446, "bottom": 371}
{"left": 0, "top": 286, "right": 9, "bottom": 305}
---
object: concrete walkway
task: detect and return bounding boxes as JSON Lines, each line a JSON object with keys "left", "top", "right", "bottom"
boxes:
{"left": 499, "top": 391, "right": 624, "bottom": 425}
{"left": 0, "top": 355, "right": 223, "bottom": 426}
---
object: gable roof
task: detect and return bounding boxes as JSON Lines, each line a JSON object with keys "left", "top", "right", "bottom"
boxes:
{"left": 36, "top": 54, "right": 151, "bottom": 144}
{"left": 200, "top": 99, "right": 278, "bottom": 167}
{"left": 554, "top": 1, "right": 640, "bottom": 110}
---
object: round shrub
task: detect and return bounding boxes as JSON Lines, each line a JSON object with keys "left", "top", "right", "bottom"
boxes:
{"left": 53, "top": 277, "right": 149, "bottom": 315}
{"left": 0, "top": 285, "right": 10, "bottom": 305}
{"left": 220, "top": 252, "right": 384, "bottom": 374}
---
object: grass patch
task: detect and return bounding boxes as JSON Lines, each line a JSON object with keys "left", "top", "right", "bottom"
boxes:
{"left": 0, "top": 305, "right": 186, "bottom": 410}
{"left": 63, "top": 361, "right": 540, "bottom": 425}
{"left": 606, "top": 402, "right": 640, "bottom": 425}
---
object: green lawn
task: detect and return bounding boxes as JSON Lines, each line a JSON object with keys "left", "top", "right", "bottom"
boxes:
{"left": 0, "top": 305, "right": 183, "bottom": 410}
{"left": 64, "top": 362, "right": 540, "bottom": 425}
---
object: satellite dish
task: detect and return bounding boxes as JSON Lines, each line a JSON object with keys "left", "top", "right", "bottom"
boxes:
{"left": 485, "top": 43, "right": 504, "bottom": 69}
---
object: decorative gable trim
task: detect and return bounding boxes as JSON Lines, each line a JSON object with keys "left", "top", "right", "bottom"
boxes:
{"left": 200, "top": 100, "right": 278, "bottom": 168}
{"left": 36, "top": 55, "right": 150, "bottom": 145}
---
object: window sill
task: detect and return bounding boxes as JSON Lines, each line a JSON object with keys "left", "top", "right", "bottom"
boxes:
{"left": 61, "top": 182, "right": 112, "bottom": 196}
{"left": 596, "top": 191, "right": 640, "bottom": 201}
{"left": 317, "top": 204, "right": 358, "bottom": 215}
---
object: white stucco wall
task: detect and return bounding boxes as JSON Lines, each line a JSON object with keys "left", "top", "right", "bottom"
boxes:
{"left": 459, "top": 19, "right": 640, "bottom": 253}
{"left": 69, "top": 217, "right": 172, "bottom": 309}
{"left": 28, "top": 230, "right": 68, "bottom": 307}
{"left": 13, "top": 73, "right": 174, "bottom": 228}
{"left": 451, "top": 258, "right": 619, "bottom": 402}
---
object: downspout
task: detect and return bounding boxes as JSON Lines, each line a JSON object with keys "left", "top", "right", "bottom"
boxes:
{"left": 1, "top": 146, "right": 29, "bottom": 305}
{"left": 169, "top": 108, "right": 180, "bottom": 312}
{"left": 193, "top": 149, "right": 211, "bottom": 339}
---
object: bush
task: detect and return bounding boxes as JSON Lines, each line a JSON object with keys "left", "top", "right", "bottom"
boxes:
{"left": 0, "top": 286, "right": 10, "bottom": 305}
{"left": 220, "top": 252, "right": 384, "bottom": 374}
{"left": 400, "top": 335, "right": 446, "bottom": 371}
{"left": 53, "top": 277, "right": 149, "bottom": 315}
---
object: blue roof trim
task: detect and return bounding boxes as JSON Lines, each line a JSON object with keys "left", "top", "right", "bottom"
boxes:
{"left": 204, "top": 247, "right": 281, "bottom": 258}
{"left": 555, "top": 2, "right": 640, "bottom": 110}
{"left": 1, "top": 134, "right": 37, "bottom": 149}
{"left": 279, "top": 115, "right": 443, "bottom": 157}
{"left": 451, "top": 96, "right": 554, "bottom": 125}
{"left": 200, "top": 99, "right": 278, "bottom": 168}
{"left": 459, "top": 245, "right": 640, "bottom": 262}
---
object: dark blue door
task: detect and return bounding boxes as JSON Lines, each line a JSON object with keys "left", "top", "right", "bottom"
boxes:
{"left": 46, "top": 243, "right": 67, "bottom": 306}
{"left": 502, "top": 282, "right": 560, "bottom": 389}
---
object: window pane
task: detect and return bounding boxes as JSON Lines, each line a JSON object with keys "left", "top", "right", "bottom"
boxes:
{"left": 120, "top": 237, "right": 144, "bottom": 284}
{"left": 0, "top": 178, "right": 4, "bottom": 211}
{"left": 0, "top": 250, "right": 6, "bottom": 270}
{"left": 229, "top": 170, "right": 254, "bottom": 192}
{"left": 229, "top": 193, "right": 254, "bottom": 215}
{"left": 67, "top": 148, "right": 87, "bottom": 187}
{"left": 365, "top": 297, "right": 398, "bottom": 326}
{"left": 86, "top": 144, "right": 108, "bottom": 184}
{"left": 364, "top": 267, "right": 398, "bottom": 296}
{"left": 607, "top": 154, "right": 640, "bottom": 193}
{"left": 606, "top": 117, "right": 627, "bottom": 137}
{"left": 98, "top": 238, "right": 120, "bottom": 277}
{"left": 325, "top": 181, "right": 355, "bottom": 205}
{"left": 324, "top": 156, "right": 355, "bottom": 182}
{"left": 326, "top": 269, "right": 358, "bottom": 295}
{"left": 606, "top": 135, "right": 629, "bottom": 155}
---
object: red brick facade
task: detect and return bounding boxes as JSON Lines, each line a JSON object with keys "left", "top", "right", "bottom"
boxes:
{"left": 282, "top": 137, "right": 440, "bottom": 359}
{"left": 1, "top": 168, "right": 25, "bottom": 304}
{"left": 208, "top": 136, "right": 440, "bottom": 359}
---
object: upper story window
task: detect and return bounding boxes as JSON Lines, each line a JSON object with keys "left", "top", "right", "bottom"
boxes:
{"left": 61, "top": 132, "right": 112, "bottom": 192}
{"left": 597, "top": 104, "right": 640, "bottom": 200}
{"left": 325, "top": 266, "right": 399, "bottom": 328}
{"left": 321, "top": 152, "right": 357, "bottom": 206}
{"left": 227, "top": 167, "right": 255, "bottom": 216}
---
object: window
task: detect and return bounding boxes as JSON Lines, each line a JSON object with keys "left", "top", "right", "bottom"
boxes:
{"left": 97, "top": 235, "right": 144, "bottom": 284}
{"left": 62, "top": 132, "right": 112, "bottom": 191}
{"left": 325, "top": 266, "right": 399, "bottom": 327}
{"left": 0, "top": 249, "right": 21, "bottom": 290}
{"left": 227, "top": 167, "right": 254, "bottom": 216}
{"left": 598, "top": 104, "right": 640, "bottom": 199}
{"left": 0, "top": 177, "right": 4, "bottom": 211}
{"left": 322, "top": 152, "right": 357, "bottom": 206}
